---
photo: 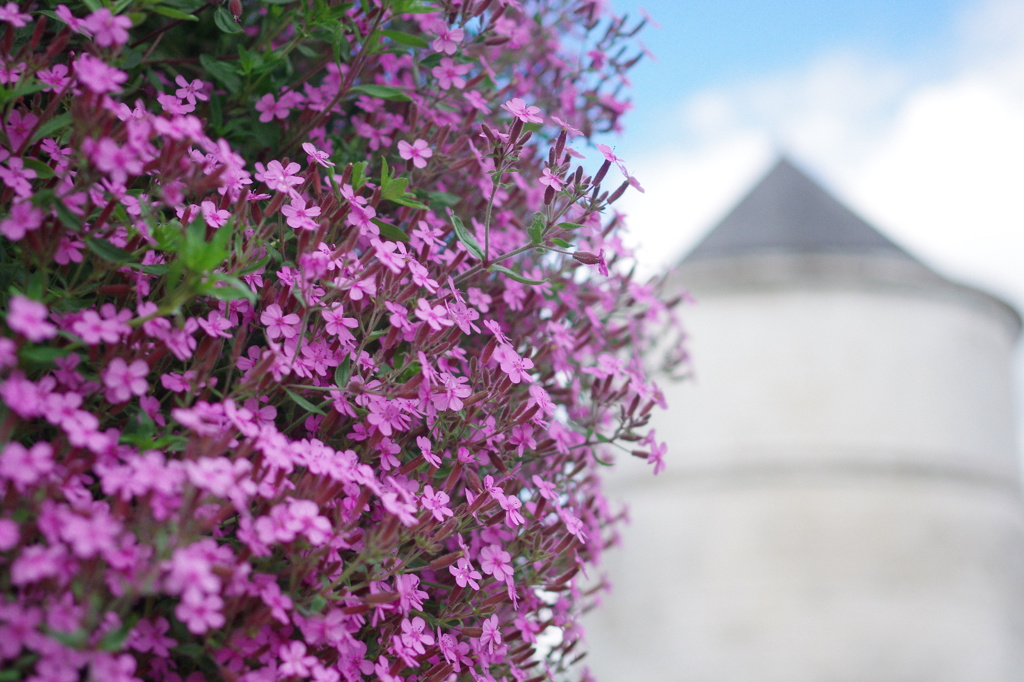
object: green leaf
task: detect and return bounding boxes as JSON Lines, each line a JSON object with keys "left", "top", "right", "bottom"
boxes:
{"left": 182, "top": 216, "right": 231, "bottom": 272}
{"left": 286, "top": 388, "right": 326, "bottom": 416}
{"left": 54, "top": 199, "right": 83, "bottom": 232}
{"left": 388, "top": 193, "right": 429, "bottom": 210}
{"left": 350, "top": 161, "right": 367, "bottom": 189}
{"left": 550, "top": 237, "right": 571, "bottom": 248}
{"left": 426, "top": 190, "right": 461, "bottom": 208}
{"left": 151, "top": 5, "right": 198, "bottom": 20}
{"left": 381, "top": 29, "right": 429, "bottom": 48}
{"left": 19, "top": 344, "right": 73, "bottom": 368}
{"left": 349, "top": 84, "right": 412, "bottom": 101}
{"left": 98, "top": 614, "right": 139, "bottom": 651}
{"left": 371, "top": 218, "right": 409, "bottom": 242}
{"left": 379, "top": 156, "right": 391, "bottom": 186}
{"left": 381, "top": 176, "right": 408, "bottom": 202}
{"left": 85, "top": 237, "right": 133, "bottom": 264}
{"left": 203, "top": 273, "right": 257, "bottom": 303}
{"left": 449, "top": 212, "right": 484, "bottom": 261}
{"left": 238, "top": 254, "right": 270, "bottom": 275}
{"left": 29, "top": 112, "right": 72, "bottom": 145}
{"left": 556, "top": 221, "right": 583, "bottom": 230}
{"left": 393, "top": 0, "right": 437, "bottom": 13}
{"left": 487, "top": 264, "right": 547, "bottom": 285}
{"left": 21, "top": 158, "right": 53, "bottom": 180}
{"left": 214, "top": 6, "right": 243, "bottom": 32}
{"left": 528, "top": 212, "right": 545, "bottom": 245}
{"left": 334, "top": 358, "right": 351, "bottom": 388}
{"left": 199, "top": 54, "right": 241, "bottom": 94}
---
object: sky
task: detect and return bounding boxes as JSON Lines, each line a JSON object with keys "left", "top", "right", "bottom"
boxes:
{"left": 603, "top": 0, "right": 1024, "bottom": 315}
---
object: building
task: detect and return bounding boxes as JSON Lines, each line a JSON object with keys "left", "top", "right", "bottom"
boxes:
{"left": 584, "top": 157, "right": 1024, "bottom": 681}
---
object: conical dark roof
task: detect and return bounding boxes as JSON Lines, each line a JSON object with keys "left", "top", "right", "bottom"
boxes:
{"left": 683, "top": 157, "right": 919, "bottom": 263}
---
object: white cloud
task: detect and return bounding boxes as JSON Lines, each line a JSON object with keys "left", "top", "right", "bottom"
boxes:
{"left": 622, "top": 0, "right": 1024, "bottom": 314}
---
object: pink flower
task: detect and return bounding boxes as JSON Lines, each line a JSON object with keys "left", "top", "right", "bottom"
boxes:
{"left": 397, "top": 138, "right": 433, "bottom": 169}
{"left": 322, "top": 305, "right": 357, "bottom": 343}
{"left": 431, "top": 26, "right": 464, "bottom": 54}
{"left": 279, "top": 641, "right": 317, "bottom": 677}
{"left": 302, "top": 141, "right": 335, "bottom": 167}
{"left": 254, "top": 159, "right": 303, "bottom": 193}
{"left": 0, "top": 518, "right": 18, "bottom": 550}
{"left": 260, "top": 303, "right": 300, "bottom": 340}
{"left": 87, "top": 137, "right": 143, "bottom": 183}
{"left": 552, "top": 115, "right": 583, "bottom": 137}
{"left": 501, "top": 97, "right": 543, "bottom": 124}
{"left": 254, "top": 93, "right": 290, "bottom": 123}
{"left": 281, "top": 195, "right": 322, "bottom": 230}
{"left": 74, "top": 52, "right": 128, "bottom": 93}
{"left": 103, "top": 357, "right": 149, "bottom": 403}
{"left": 7, "top": 296, "right": 57, "bottom": 341}
{"left": 400, "top": 616, "right": 434, "bottom": 654}
{"left": 174, "top": 75, "right": 208, "bottom": 103}
{"left": 83, "top": 8, "right": 132, "bottom": 47}
{"left": 37, "top": 63, "right": 71, "bottom": 92}
{"left": 449, "top": 557, "right": 481, "bottom": 590}
{"left": 539, "top": 167, "right": 564, "bottom": 191}
{"left": 0, "top": 441, "right": 54, "bottom": 488}
{"left": 480, "top": 614, "right": 502, "bottom": 653}
{"left": 420, "top": 485, "right": 453, "bottom": 521}
{"left": 645, "top": 431, "right": 668, "bottom": 475}
{"left": 0, "top": 2, "right": 31, "bottom": 27}
{"left": 175, "top": 589, "right": 224, "bottom": 634}
{"left": 71, "top": 304, "right": 131, "bottom": 345}
{"left": 414, "top": 298, "right": 452, "bottom": 331}
{"left": 495, "top": 345, "right": 534, "bottom": 384}
{"left": 479, "top": 544, "right": 513, "bottom": 581}
{"left": 2, "top": 199, "right": 46, "bottom": 240}
{"left": 372, "top": 238, "right": 406, "bottom": 274}
{"left": 5, "top": 109, "right": 38, "bottom": 152}
{"left": 432, "top": 57, "right": 472, "bottom": 90}
{"left": 0, "top": 155, "right": 36, "bottom": 197}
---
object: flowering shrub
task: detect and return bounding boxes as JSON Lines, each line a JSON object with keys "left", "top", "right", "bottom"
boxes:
{"left": 0, "top": 0, "right": 684, "bottom": 680}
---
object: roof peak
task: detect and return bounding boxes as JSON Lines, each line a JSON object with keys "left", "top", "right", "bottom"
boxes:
{"left": 681, "top": 156, "right": 920, "bottom": 264}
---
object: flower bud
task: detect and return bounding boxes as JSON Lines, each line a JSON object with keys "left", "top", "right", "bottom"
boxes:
{"left": 571, "top": 251, "right": 601, "bottom": 266}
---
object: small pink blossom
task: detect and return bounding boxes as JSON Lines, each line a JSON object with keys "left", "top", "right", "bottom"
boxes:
{"left": 480, "top": 614, "right": 502, "bottom": 653}
{"left": 302, "top": 141, "right": 335, "bottom": 167}
{"left": 7, "top": 296, "right": 57, "bottom": 341}
{"left": 421, "top": 485, "right": 453, "bottom": 521}
{"left": 432, "top": 26, "right": 465, "bottom": 54}
{"left": 501, "top": 97, "right": 543, "bottom": 124}
{"left": 254, "top": 159, "right": 303, "bottom": 193}
{"left": 281, "top": 195, "right": 322, "bottom": 230}
{"left": 414, "top": 298, "right": 452, "bottom": 331}
{"left": 432, "top": 57, "right": 472, "bottom": 90}
{"left": 260, "top": 303, "right": 300, "bottom": 340}
{"left": 0, "top": 2, "right": 30, "bottom": 27}
{"left": 103, "top": 357, "right": 149, "bottom": 403}
{"left": 254, "top": 93, "right": 291, "bottom": 123}
{"left": 449, "top": 556, "right": 482, "bottom": 590}
{"left": 279, "top": 641, "right": 317, "bottom": 678}
{"left": 74, "top": 52, "right": 128, "bottom": 93}
{"left": 83, "top": 8, "right": 132, "bottom": 47}
{"left": 540, "top": 167, "right": 564, "bottom": 191}
{"left": 397, "top": 138, "right": 433, "bottom": 169}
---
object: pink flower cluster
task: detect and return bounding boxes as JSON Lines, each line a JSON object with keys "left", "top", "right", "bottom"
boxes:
{"left": 0, "top": 2, "right": 681, "bottom": 682}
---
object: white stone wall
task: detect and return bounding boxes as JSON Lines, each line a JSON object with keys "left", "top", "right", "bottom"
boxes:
{"left": 584, "top": 255, "right": 1024, "bottom": 682}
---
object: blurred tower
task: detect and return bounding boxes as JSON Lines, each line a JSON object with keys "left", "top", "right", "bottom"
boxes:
{"left": 585, "top": 157, "right": 1024, "bottom": 681}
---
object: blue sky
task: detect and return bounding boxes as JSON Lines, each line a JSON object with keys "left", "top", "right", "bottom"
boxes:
{"left": 598, "top": 0, "right": 1024, "bottom": 442}
{"left": 608, "top": 0, "right": 971, "bottom": 157}
{"left": 598, "top": 0, "right": 1024, "bottom": 305}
